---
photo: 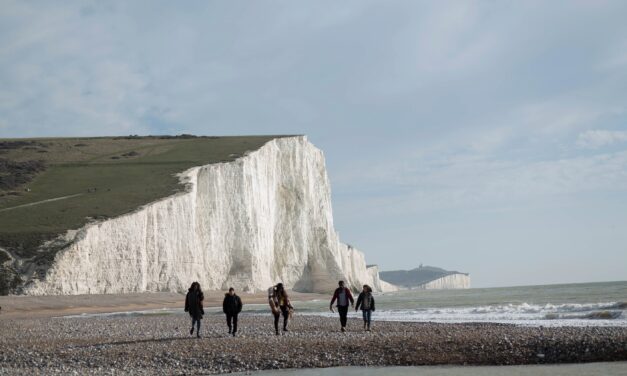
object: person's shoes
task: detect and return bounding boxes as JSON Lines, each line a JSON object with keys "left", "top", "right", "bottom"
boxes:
{"left": 364, "top": 322, "right": 367, "bottom": 330}
{"left": 190, "top": 328, "right": 194, "bottom": 335}
{"left": 228, "top": 329, "right": 231, "bottom": 334}
{"left": 232, "top": 332, "right": 236, "bottom": 337}
{"left": 275, "top": 330, "right": 280, "bottom": 336}
{"left": 197, "top": 334, "right": 201, "bottom": 338}
{"left": 341, "top": 327, "right": 346, "bottom": 332}
{"left": 283, "top": 328, "right": 288, "bottom": 332}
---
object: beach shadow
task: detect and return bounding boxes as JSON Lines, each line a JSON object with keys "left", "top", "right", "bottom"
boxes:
{"left": 71, "top": 336, "right": 202, "bottom": 348}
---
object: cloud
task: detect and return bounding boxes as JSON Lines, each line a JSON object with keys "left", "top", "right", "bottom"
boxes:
{"left": 335, "top": 148, "right": 627, "bottom": 219}
{"left": 577, "top": 130, "right": 627, "bottom": 149}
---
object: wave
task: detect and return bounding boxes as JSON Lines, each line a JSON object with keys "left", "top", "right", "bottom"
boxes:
{"left": 302, "top": 301, "right": 626, "bottom": 327}
{"left": 545, "top": 310, "right": 623, "bottom": 320}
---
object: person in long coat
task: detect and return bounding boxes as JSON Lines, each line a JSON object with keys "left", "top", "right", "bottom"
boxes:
{"left": 185, "top": 282, "right": 204, "bottom": 338}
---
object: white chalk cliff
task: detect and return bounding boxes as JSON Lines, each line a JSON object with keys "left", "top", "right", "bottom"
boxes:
{"left": 25, "top": 136, "right": 395, "bottom": 295}
{"left": 414, "top": 274, "right": 470, "bottom": 290}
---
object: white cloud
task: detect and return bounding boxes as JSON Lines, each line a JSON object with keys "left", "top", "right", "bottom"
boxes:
{"left": 333, "top": 143, "right": 627, "bottom": 217}
{"left": 577, "top": 130, "right": 627, "bottom": 149}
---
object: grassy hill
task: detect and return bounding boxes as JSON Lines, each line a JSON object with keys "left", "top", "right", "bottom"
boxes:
{"left": 0, "top": 135, "right": 286, "bottom": 294}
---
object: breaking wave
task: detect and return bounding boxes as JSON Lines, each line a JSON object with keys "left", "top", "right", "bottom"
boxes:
{"left": 305, "top": 301, "right": 627, "bottom": 327}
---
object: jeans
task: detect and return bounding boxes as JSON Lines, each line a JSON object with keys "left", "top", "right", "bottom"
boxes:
{"left": 226, "top": 313, "right": 238, "bottom": 334}
{"left": 337, "top": 305, "right": 349, "bottom": 327}
{"left": 191, "top": 317, "right": 201, "bottom": 334}
{"left": 362, "top": 309, "right": 372, "bottom": 326}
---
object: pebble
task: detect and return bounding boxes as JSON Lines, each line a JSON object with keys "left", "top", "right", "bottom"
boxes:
{"left": 0, "top": 314, "right": 625, "bottom": 375}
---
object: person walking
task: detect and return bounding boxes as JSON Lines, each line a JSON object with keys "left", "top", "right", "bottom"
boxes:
{"left": 223, "top": 287, "right": 243, "bottom": 336}
{"left": 268, "top": 283, "right": 293, "bottom": 335}
{"left": 329, "top": 280, "right": 354, "bottom": 332}
{"left": 184, "top": 282, "right": 204, "bottom": 338}
{"left": 355, "top": 284, "right": 375, "bottom": 331}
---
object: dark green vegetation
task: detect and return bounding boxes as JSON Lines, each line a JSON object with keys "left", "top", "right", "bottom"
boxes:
{"left": 379, "top": 265, "right": 468, "bottom": 288}
{"left": 0, "top": 135, "right": 285, "bottom": 294}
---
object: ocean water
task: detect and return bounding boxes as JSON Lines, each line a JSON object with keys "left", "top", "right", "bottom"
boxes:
{"left": 294, "top": 281, "right": 627, "bottom": 327}
{"left": 230, "top": 363, "right": 627, "bottom": 376}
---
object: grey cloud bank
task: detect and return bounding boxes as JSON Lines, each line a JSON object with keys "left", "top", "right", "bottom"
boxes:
{"left": 1, "top": 0, "right": 626, "bottom": 287}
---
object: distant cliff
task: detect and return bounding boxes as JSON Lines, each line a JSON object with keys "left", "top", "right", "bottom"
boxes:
{"left": 14, "top": 136, "right": 394, "bottom": 295}
{"left": 380, "top": 265, "right": 470, "bottom": 289}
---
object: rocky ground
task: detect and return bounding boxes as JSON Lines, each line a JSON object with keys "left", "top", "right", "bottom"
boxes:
{"left": 0, "top": 313, "right": 626, "bottom": 375}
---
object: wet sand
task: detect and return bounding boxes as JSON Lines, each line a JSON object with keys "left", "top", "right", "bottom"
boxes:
{"left": 0, "top": 291, "right": 326, "bottom": 319}
{"left": 0, "top": 306, "right": 625, "bottom": 375}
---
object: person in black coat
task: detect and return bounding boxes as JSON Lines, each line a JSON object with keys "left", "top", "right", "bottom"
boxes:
{"left": 223, "top": 287, "right": 243, "bottom": 336}
{"left": 355, "top": 284, "right": 375, "bottom": 331}
{"left": 184, "top": 282, "right": 204, "bottom": 338}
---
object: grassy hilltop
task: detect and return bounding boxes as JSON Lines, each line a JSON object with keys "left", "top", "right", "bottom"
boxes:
{"left": 0, "top": 135, "right": 284, "bottom": 294}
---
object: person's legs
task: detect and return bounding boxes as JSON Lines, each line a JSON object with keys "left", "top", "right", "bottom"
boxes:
{"left": 362, "top": 309, "right": 367, "bottom": 329}
{"left": 338, "top": 305, "right": 348, "bottom": 329}
{"left": 273, "top": 311, "right": 280, "bottom": 334}
{"left": 226, "top": 313, "right": 233, "bottom": 333}
{"left": 366, "top": 310, "right": 372, "bottom": 330}
{"left": 232, "top": 313, "right": 238, "bottom": 335}
{"left": 196, "top": 317, "right": 201, "bottom": 337}
{"left": 281, "top": 306, "right": 289, "bottom": 331}
{"left": 190, "top": 317, "right": 195, "bottom": 335}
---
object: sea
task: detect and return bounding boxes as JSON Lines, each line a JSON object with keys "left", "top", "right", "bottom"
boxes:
{"left": 293, "top": 280, "right": 627, "bottom": 327}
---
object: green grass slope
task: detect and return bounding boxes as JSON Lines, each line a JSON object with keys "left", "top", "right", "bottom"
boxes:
{"left": 0, "top": 135, "right": 286, "bottom": 293}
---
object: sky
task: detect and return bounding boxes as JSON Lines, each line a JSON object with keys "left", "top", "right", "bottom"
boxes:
{"left": 1, "top": 1, "right": 626, "bottom": 287}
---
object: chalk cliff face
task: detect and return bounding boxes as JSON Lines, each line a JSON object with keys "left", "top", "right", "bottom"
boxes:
{"left": 415, "top": 274, "right": 470, "bottom": 290}
{"left": 380, "top": 266, "right": 469, "bottom": 290}
{"left": 24, "top": 136, "right": 394, "bottom": 295}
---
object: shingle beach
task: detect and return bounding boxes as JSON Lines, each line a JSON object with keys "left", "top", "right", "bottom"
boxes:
{"left": 1, "top": 310, "right": 626, "bottom": 375}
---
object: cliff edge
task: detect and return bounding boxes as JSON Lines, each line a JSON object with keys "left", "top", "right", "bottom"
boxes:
{"left": 15, "top": 136, "right": 392, "bottom": 295}
{"left": 380, "top": 265, "right": 470, "bottom": 289}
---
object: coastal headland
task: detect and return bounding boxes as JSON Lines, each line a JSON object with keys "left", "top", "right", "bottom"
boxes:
{"left": 0, "top": 293, "right": 625, "bottom": 375}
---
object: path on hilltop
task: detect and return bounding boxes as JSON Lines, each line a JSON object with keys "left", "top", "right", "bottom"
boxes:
{"left": 0, "top": 193, "right": 84, "bottom": 213}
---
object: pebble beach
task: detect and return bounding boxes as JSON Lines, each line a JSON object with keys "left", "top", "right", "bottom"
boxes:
{"left": 1, "top": 311, "right": 626, "bottom": 375}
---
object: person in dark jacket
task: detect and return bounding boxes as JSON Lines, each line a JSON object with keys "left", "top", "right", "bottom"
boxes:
{"left": 268, "top": 283, "right": 293, "bottom": 335}
{"left": 329, "top": 280, "right": 354, "bottom": 332}
{"left": 355, "top": 284, "right": 375, "bottom": 331}
{"left": 184, "top": 282, "right": 204, "bottom": 338}
{"left": 223, "top": 287, "right": 243, "bottom": 336}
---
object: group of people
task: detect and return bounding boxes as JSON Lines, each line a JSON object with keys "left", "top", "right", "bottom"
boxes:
{"left": 184, "top": 280, "right": 375, "bottom": 338}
